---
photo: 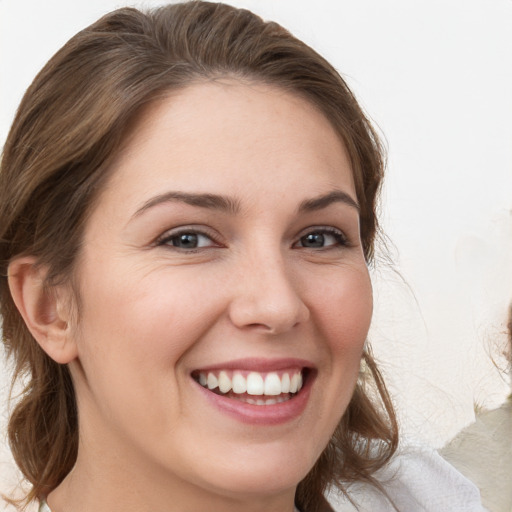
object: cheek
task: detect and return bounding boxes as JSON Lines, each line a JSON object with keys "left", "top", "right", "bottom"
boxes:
{"left": 311, "top": 266, "right": 373, "bottom": 353}
{"left": 74, "top": 263, "right": 225, "bottom": 370}
{"left": 70, "top": 268, "right": 219, "bottom": 430}
{"left": 297, "top": 267, "right": 372, "bottom": 457}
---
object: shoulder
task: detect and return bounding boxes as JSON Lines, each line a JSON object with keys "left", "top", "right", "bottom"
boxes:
{"left": 328, "top": 443, "right": 487, "bottom": 512}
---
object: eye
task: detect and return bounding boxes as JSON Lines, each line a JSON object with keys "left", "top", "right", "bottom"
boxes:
{"left": 157, "top": 230, "right": 217, "bottom": 250}
{"left": 294, "top": 228, "right": 348, "bottom": 249}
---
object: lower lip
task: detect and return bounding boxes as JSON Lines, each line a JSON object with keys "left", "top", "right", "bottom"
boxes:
{"left": 194, "top": 373, "right": 314, "bottom": 426}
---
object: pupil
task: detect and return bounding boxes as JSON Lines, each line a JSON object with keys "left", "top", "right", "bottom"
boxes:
{"left": 303, "top": 233, "right": 324, "bottom": 247}
{"left": 174, "top": 233, "right": 198, "bottom": 248}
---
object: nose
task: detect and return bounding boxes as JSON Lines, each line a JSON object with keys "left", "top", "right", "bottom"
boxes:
{"left": 228, "top": 252, "right": 310, "bottom": 335}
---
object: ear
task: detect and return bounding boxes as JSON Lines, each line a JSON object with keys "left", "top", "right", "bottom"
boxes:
{"left": 8, "top": 256, "right": 78, "bottom": 364}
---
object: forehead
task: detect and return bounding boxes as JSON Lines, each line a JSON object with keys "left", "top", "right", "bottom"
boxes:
{"left": 100, "top": 80, "right": 355, "bottom": 212}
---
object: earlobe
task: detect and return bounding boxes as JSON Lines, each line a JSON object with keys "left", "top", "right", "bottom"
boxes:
{"left": 8, "top": 257, "right": 78, "bottom": 364}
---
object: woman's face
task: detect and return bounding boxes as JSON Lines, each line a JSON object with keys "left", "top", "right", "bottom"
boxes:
{"left": 68, "top": 81, "right": 372, "bottom": 505}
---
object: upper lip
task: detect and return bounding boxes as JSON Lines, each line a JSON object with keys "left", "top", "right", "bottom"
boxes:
{"left": 191, "top": 357, "right": 315, "bottom": 373}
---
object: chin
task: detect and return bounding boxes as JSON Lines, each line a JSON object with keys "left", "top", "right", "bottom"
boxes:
{"left": 193, "top": 438, "right": 321, "bottom": 499}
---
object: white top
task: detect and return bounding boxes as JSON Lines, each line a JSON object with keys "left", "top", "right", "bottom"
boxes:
{"left": 38, "top": 502, "right": 51, "bottom": 512}
{"left": 329, "top": 443, "right": 487, "bottom": 511}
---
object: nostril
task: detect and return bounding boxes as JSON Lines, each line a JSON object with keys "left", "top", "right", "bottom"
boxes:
{"left": 246, "top": 322, "right": 278, "bottom": 332}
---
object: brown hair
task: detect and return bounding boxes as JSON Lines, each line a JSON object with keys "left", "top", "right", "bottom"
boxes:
{"left": 0, "top": 2, "right": 398, "bottom": 510}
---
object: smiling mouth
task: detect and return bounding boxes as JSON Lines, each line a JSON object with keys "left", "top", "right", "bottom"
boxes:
{"left": 192, "top": 368, "right": 308, "bottom": 406}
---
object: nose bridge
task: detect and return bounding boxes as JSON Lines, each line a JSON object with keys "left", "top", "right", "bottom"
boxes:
{"left": 228, "top": 242, "right": 310, "bottom": 333}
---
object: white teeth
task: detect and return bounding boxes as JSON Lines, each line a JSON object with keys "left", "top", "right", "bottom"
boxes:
{"left": 264, "top": 373, "right": 282, "bottom": 396}
{"left": 218, "top": 371, "right": 231, "bottom": 393}
{"left": 281, "top": 373, "right": 290, "bottom": 393}
{"left": 232, "top": 372, "right": 247, "bottom": 393}
{"left": 246, "top": 372, "right": 264, "bottom": 395}
{"left": 289, "top": 373, "right": 299, "bottom": 393}
{"left": 197, "top": 369, "right": 305, "bottom": 397}
{"left": 207, "top": 372, "right": 218, "bottom": 390}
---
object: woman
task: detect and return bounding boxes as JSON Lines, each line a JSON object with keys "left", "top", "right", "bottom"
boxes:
{"left": 0, "top": 2, "right": 483, "bottom": 511}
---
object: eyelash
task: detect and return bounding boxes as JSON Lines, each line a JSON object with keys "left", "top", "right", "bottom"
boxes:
{"left": 155, "top": 226, "right": 349, "bottom": 252}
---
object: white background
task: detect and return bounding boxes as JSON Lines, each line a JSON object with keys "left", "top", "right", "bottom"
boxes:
{"left": 1, "top": 0, "right": 511, "bottom": 500}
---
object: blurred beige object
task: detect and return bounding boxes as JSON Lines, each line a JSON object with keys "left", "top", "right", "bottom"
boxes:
{"left": 441, "top": 302, "right": 512, "bottom": 512}
{"left": 441, "top": 398, "right": 512, "bottom": 512}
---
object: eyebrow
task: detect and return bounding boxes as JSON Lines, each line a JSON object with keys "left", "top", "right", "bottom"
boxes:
{"left": 298, "top": 190, "right": 360, "bottom": 212}
{"left": 133, "top": 191, "right": 241, "bottom": 218}
{"left": 132, "top": 188, "right": 359, "bottom": 220}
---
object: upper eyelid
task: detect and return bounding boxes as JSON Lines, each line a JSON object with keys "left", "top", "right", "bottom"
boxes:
{"left": 299, "top": 225, "right": 344, "bottom": 234}
{"left": 296, "top": 226, "right": 348, "bottom": 239}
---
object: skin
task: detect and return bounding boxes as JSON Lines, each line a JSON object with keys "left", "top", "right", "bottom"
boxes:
{"left": 34, "top": 81, "right": 373, "bottom": 512}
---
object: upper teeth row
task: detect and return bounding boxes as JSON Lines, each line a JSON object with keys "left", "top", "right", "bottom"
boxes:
{"left": 197, "top": 370, "right": 303, "bottom": 396}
